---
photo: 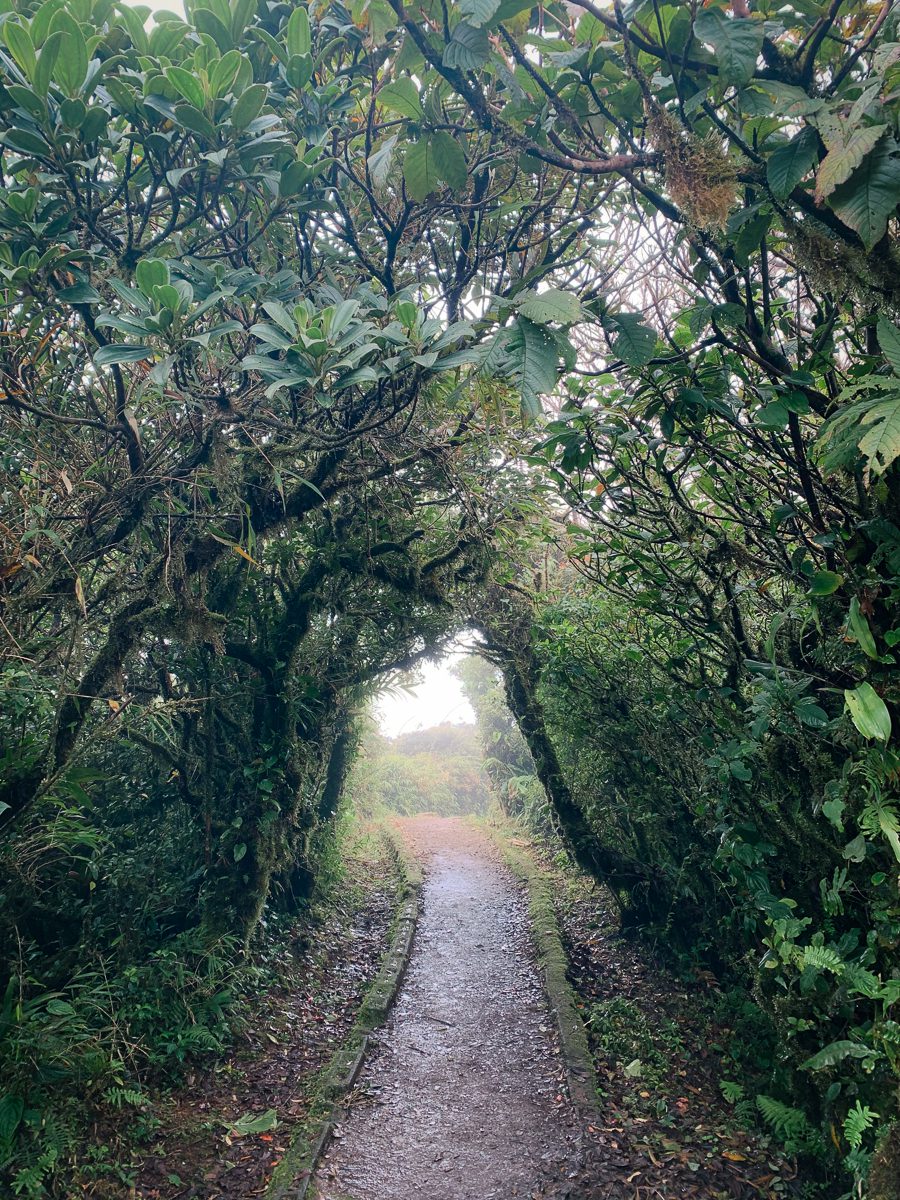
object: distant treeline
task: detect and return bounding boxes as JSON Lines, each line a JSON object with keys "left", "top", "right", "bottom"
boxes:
{"left": 349, "top": 722, "right": 491, "bottom": 818}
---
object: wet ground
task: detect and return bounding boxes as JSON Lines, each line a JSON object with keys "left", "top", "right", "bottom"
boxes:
{"left": 314, "top": 817, "right": 581, "bottom": 1200}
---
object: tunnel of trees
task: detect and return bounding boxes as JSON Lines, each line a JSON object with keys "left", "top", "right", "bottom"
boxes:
{"left": 1, "top": 0, "right": 899, "bottom": 1193}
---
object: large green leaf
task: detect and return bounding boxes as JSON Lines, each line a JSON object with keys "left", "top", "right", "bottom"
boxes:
{"left": 505, "top": 316, "right": 558, "bottom": 417}
{"left": 516, "top": 287, "right": 581, "bottom": 325}
{"left": 165, "top": 66, "right": 206, "bottom": 111}
{"left": 403, "top": 138, "right": 441, "bottom": 201}
{"left": 845, "top": 682, "right": 891, "bottom": 742}
{"left": 766, "top": 127, "right": 819, "bottom": 199}
{"left": 48, "top": 10, "right": 87, "bottom": 95}
{"left": 815, "top": 124, "right": 887, "bottom": 202}
{"left": 857, "top": 395, "right": 900, "bottom": 475}
{"left": 828, "top": 137, "right": 900, "bottom": 250}
{"left": 877, "top": 316, "right": 900, "bottom": 377}
{"left": 848, "top": 597, "right": 878, "bottom": 659}
{"left": 607, "top": 312, "right": 657, "bottom": 366}
{"left": 693, "top": 8, "right": 763, "bottom": 87}
{"left": 442, "top": 21, "right": 490, "bottom": 71}
{"left": 230, "top": 84, "right": 267, "bottom": 130}
{"left": 3, "top": 21, "right": 37, "bottom": 82}
{"left": 94, "top": 344, "right": 153, "bottom": 366}
{"left": 803, "top": 1039, "right": 866, "bottom": 1073}
{"left": 458, "top": 0, "right": 501, "bottom": 28}
{"left": 378, "top": 79, "right": 423, "bottom": 119}
{"left": 286, "top": 6, "right": 311, "bottom": 58}
{"left": 431, "top": 131, "right": 467, "bottom": 191}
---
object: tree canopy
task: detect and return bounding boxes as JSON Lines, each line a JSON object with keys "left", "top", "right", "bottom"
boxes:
{"left": 1, "top": 0, "right": 900, "bottom": 1194}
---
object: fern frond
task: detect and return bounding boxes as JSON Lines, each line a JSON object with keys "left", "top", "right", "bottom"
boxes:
{"left": 801, "top": 945, "right": 845, "bottom": 974}
{"left": 843, "top": 1101, "right": 879, "bottom": 1151}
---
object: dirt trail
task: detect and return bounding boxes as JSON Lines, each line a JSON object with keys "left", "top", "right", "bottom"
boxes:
{"left": 313, "top": 816, "right": 581, "bottom": 1199}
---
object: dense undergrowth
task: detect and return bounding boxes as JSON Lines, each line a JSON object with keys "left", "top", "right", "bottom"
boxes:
{"left": 1, "top": 0, "right": 900, "bottom": 1195}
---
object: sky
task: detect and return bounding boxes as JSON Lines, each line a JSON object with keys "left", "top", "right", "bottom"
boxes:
{"left": 374, "top": 643, "right": 477, "bottom": 738}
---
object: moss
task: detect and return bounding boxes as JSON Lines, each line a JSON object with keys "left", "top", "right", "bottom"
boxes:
{"left": 869, "top": 1119, "right": 900, "bottom": 1200}
{"left": 648, "top": 110, "right": 738, "bottom": 232}
{"left": 484, "top": 822, "right": 599, "bottom": 1116}
{"left": 265, "top": 825, "right": 421, "bottom": 1199}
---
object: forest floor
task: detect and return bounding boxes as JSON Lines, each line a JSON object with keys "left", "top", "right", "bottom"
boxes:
{"left": 128, "top": 828, "right": 400, "bottom": 1199}
{"left": 311, "top": 817, "right": 798, "bottom": 1200}
{"left": 125, "top": 815, "right": 799, "bottom": 1200}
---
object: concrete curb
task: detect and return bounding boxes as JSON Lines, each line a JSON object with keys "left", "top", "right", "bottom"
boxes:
{"left": 485, "top": 822, "right": 600, "bottom": 1121}
{"left": 265, "top": 827, "right": 422, "bottom": 1200}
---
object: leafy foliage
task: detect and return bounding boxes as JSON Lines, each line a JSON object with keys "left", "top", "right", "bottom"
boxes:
{"left": 2, "top": 0, "right": 900, "bottom": 1193}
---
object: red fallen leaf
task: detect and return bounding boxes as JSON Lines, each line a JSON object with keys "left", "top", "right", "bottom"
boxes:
{"left": 259, "top": 1134, "right": 274, "bottom": 1142}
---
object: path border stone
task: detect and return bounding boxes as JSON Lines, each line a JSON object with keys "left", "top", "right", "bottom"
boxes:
{"left": 265, "top": 826, "right": 422, "bottom": 1200}
{"left": 484, "top": 821, "right": 600, "bottom": 1121}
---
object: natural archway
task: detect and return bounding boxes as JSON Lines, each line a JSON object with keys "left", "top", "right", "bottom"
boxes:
{"left": 1, "top": 0, "right": 899, "bottom": 1195}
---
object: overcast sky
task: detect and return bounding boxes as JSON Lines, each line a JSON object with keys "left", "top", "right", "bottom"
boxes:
{"left": 374, "top": 644, "right": 477, "bottom": 738}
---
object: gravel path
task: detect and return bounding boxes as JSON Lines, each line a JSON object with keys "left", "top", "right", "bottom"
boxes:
{"left": 313, "top": 817, "right": 581, "bottom": 1199}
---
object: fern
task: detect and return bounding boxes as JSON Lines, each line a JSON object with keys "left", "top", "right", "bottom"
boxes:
{"left": 756, "top": 1095, "right": 818, "bottom": 1153}
{"left": 843, "top": 1101, "right": 879, "bottom": 1151}
{"left": 859, "top": 798, "right": 900, "bottom": 863}
{"left": 720, "top": 1079, "right": 745, "bottom": 1104}
{"left": 801, "top": 945, "right": 845, "bottom": 974}
{"left": 816, "top": 378, "right": 900, "bottom": 476}
{"left": 102, "top": 1087, "right": 144, "bottom": 1109}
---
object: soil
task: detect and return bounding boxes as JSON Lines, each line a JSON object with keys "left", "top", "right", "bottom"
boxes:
{"left": 552, "top": 854, "right": 804, "bottom": 1199}
{"left": 314, "top": 816, "right": 582, "bottom": 1200}
{"left": 130, "top": 842, "right": 396, "bottom": 1200}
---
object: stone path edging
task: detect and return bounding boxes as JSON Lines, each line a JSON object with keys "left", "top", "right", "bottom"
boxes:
{"left": 265, "top": 827, "right": 422, "bottom": 1200}
{"left": 484, "top": 821, "right": 600, "bottom": 1121}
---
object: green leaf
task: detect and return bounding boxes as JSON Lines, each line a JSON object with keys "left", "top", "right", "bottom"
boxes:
{"left": 858, "top": 395, "right": 900, "bottom": 475}
{"left": 46, "top": 998, "right": 76, "bottom": 1015}
{"left": 56, "top": 283, "right": 102, "bottom": 304}
{"left": 828, "top": 137, "right": 900, "bottom": 250}
{"left": 693, "top": 8, "right": 764, "bottom": 87}
{"left": 845, "top": 682, "right": 891, "bottom": 742}
{"left": 815, "top": 124, "right": 887, "bottom": 202}
{"left": 135, "top": 259, "right": 170, "bottom": 295}
{"left": 286, "top": 6, "right": 311, "bottom": 58}
{"left": 766, "top": 127, "right": 819, "bottom": 199}
{"left": 367, "top": 135, "right": 397, "bottom": 190}
{"left": 403, "top": 138, "right": 441, "bottom": 201}
{"left": 801, "top": 1040, "right": 870, "bottom": 1071}
{"left": 458, "top": 0, "right": 501, "bottom": 28}
{"left": 607, "top": 312, "right": 657, "bottom": 366}
{"left": 516, "top": 287, "right": 581, "bottom": 326}
{"left": 0, "top": 126, "right": 47, "bottom": 156}
{"left": 431, "top": 131, "right": 467, "bottom": 191}
{"left": 209, "top": 49, "right": 242, "bottom": 98}
{"left": 442, "top": 21, "right": 490, "bottom": 71}
{"left": 807, "top": 569, "right": 843, "bottom": 596}
{"left": 33, "top": 30, "right": 62, "bottom": 99}
{"left": 848, "top": 597, "right": 878, "bottom": 659}
{"left": 233, "top": 842, "right": 247, "bottom": 862}
{"left": 3, "top": 22, "right": 37, "bottom": 82}
{"left": 230, "top": 84, "right": 267, "bottom": 130}
{"left": 378, "top": 79, "right": 423, "bottom": 119}
{"left": 174, "top": 104, "right": 218, "bottom": 141}
{"left": 506, "top": 316, "right": 559, "bottom": 418}
{"left": 229, "top": 1108, "right": 277, "bottom": 1135}
{"left": 48, "top": 10, "right": 87, "bottom": 95}
{"left": 0, "top": 1095, "right": 24, "bottom": 1143}
{"left": 194, "top": 7, "right": 234, "bottom": 52}
{"left": 94, "top": 344, "right": 153, "bottom": 366}
{"left": 822, "top": 796, "right": 845, "bottom": 829}
{"left": 877, "top": 316, "right": 900, "bottom": 377}
{"left": 165, "top": 66, "right": 206, "bottom": 110}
